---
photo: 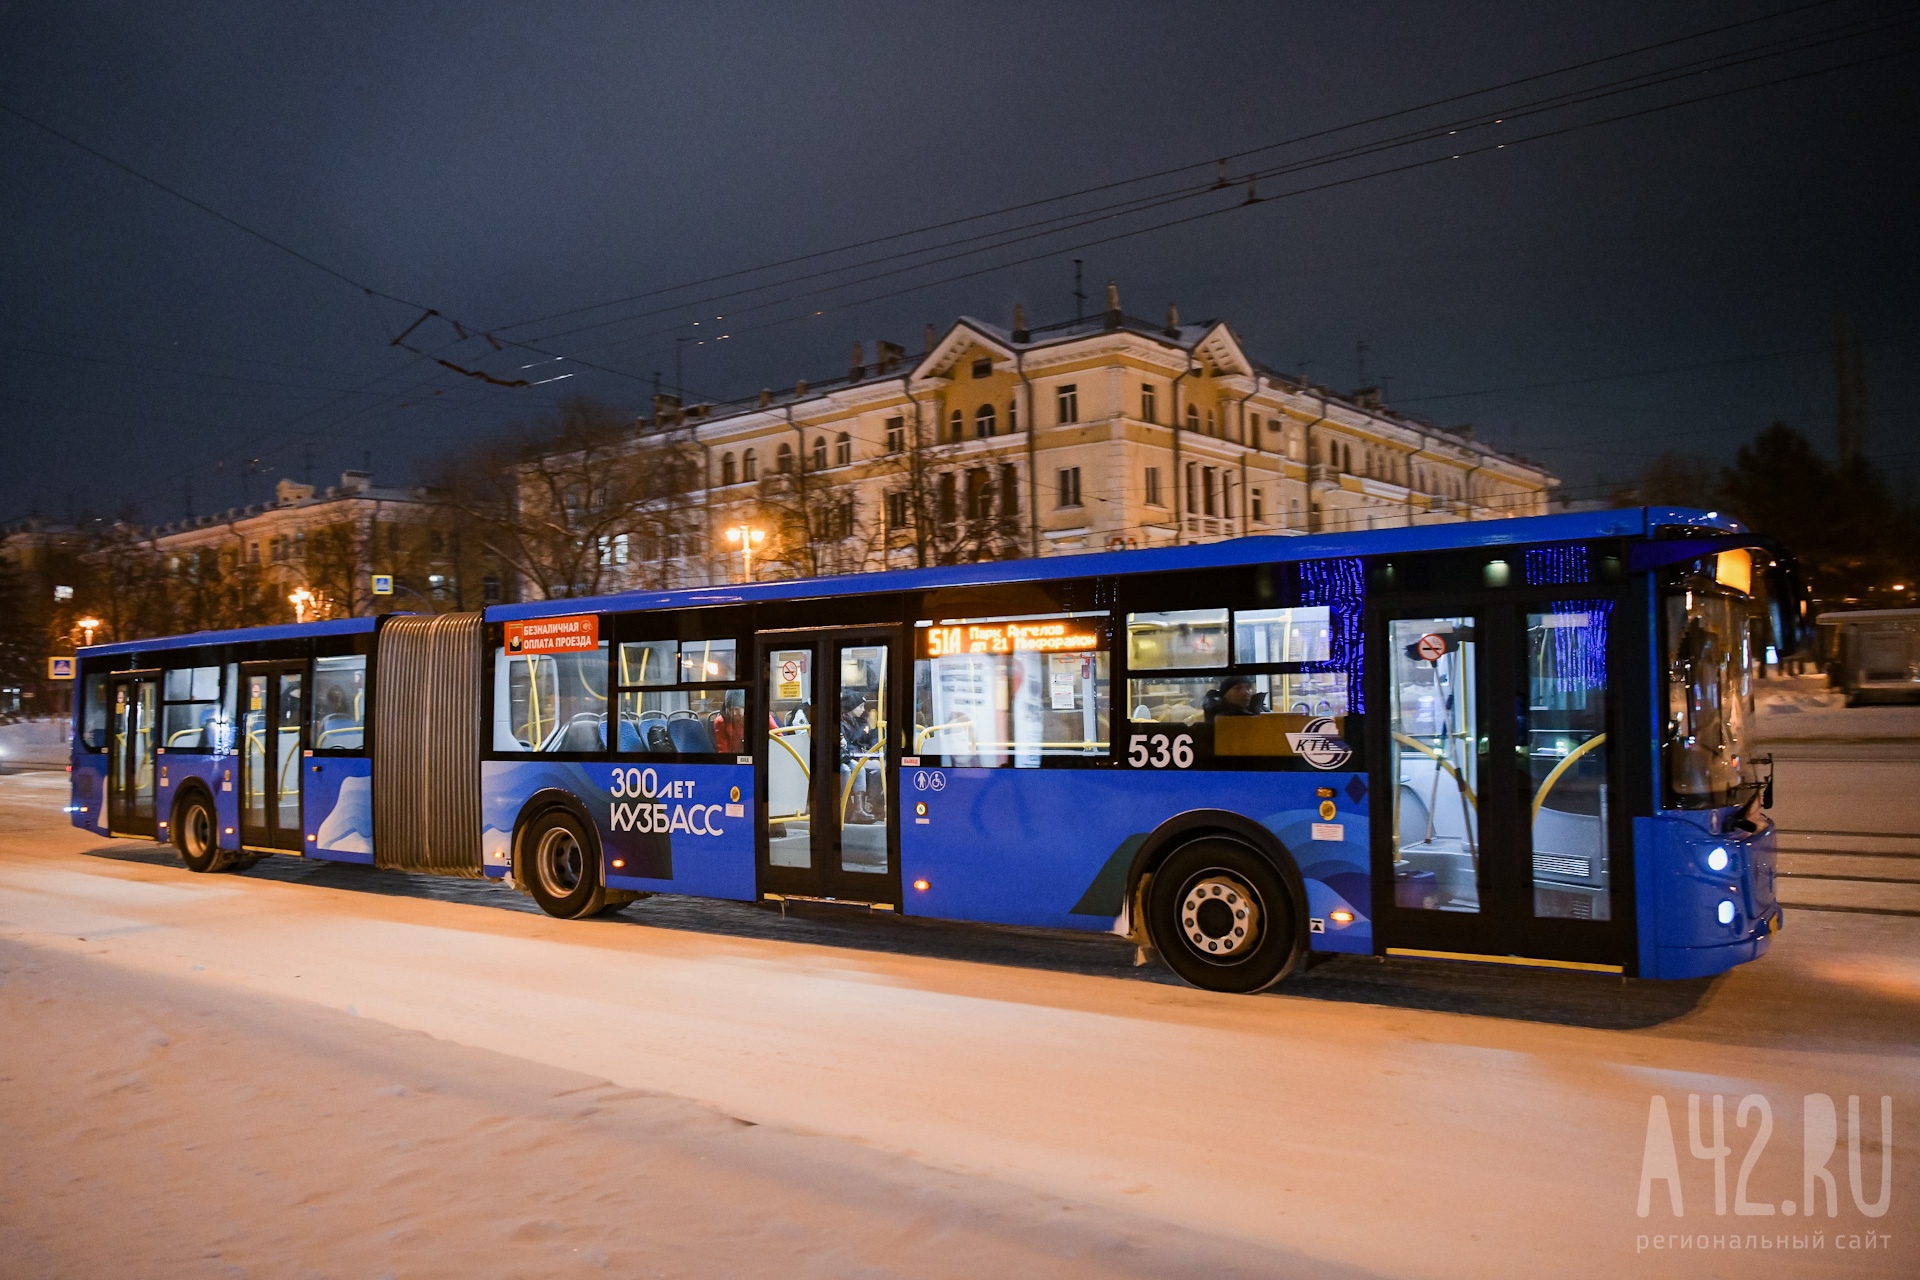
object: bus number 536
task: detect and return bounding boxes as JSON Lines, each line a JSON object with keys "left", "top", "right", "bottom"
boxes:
{"left": 1129, "top": 733, "right": 1193, "bottom": 769}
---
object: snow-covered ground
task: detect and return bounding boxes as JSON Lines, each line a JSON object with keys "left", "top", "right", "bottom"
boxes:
{"left": 0, "top": 718, "right": 69, "bottom": 768}
{"left": 1755, "top": 674, "right": 1920, "bottom": 741}
{"left": 1, "top": 771, "right": 1914, "bottom": 1278}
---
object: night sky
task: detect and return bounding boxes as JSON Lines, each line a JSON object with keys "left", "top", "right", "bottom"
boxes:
{"left": 2, "top": 0, "right": 1914, "bottom": 525}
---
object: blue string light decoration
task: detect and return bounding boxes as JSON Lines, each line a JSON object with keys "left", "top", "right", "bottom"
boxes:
{"left": 1524, "top": 545, "right": 1589, "bottom": 586}
{"left": 1298, "top": 557, "right": 1366, "bottom": 714}
{"left": 1538, "top": 599, "right": 1612, "bottom": 700}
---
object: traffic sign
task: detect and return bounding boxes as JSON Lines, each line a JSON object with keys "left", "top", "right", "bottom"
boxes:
{"left": 47, "top": 656, "right": 75, "bottom": 680}
{"left": 371, "top": 574, "right": 394, "bottom": 596}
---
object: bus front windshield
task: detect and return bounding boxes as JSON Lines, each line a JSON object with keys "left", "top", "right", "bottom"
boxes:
{"left": 1663, "top": 561, "right": 1759, "bottom": 808}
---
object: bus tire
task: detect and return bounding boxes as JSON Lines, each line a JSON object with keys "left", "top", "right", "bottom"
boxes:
{"left": 520, "top": 808, "right": 609, "bottom": 919}
{"left": 1146, "top": 837, "right": 1301, "bottom": 994}
{"left": 172, "top": 789, "right": 231, "bottom": 874}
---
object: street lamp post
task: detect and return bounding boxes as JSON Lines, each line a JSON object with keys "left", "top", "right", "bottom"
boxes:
{"left": 289, "top": 587, "right": 316, "bottom": 623}
{"left": 724, "top": 524, "right": 765, "bottom": 583}
{"left": 76, "top": 616, "right": 101, "bottom": 647}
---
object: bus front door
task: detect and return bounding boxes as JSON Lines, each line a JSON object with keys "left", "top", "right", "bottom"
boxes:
{"left": 239, "top": 662, "right": 307, "bottom": 852}
{"left": 1370, "top": 600, "right": 1630, "bottom": 971}
{"left": 756, "top": 628, "right": 901, "bottom": 907}
{"left": 106, "top": 672, "right": 159, "bottom": 838}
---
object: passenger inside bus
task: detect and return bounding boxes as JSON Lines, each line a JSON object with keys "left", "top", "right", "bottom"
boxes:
{"left": 1203, "top": 675, "right": 1263, "bottom": 720}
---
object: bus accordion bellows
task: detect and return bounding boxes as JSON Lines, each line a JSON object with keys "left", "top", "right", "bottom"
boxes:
{"left": 68, "top": 507, "right": 1803, "bottom": 992}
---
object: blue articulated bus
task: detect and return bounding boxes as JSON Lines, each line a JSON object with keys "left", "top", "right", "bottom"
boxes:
{"left": 68, "top": 507, "right": 1802, "bottom": 992}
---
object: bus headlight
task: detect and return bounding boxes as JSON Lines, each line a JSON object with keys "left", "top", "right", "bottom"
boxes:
{"left": 1706, "top": 846, "right": 1729, "bottom": 872}
{"left": 1717, "top": 900, "right": 1736, "bottom": 925}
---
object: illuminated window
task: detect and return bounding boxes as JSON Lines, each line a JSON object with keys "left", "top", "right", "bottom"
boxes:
{"left": 913, "top": 612, "right": 1112, "bottom": 767}
{"left": 1127, "top": 609, "right": 1228, "bottom": 670}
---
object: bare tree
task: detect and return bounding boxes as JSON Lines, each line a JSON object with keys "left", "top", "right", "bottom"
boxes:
{"left": 426, "top": 397, "right": 707, "bottom": 601}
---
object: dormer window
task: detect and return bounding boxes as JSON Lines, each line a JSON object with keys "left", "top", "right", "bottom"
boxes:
{"left": 971, "top": 357, "right": 993, "bottom": 378}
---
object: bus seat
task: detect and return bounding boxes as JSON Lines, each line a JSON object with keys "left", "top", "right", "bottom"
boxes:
{"left": 318, "top": 713, "right": 362, "bottom": 749}
{"left": 668, "top": 717, "right": 715, "bottom": 754}
{"left": 617, "top": 717, "right": 645, "bottom": 753}
{"left": 557, "top": 713, "right": 604, "bottom": 753}
{"left": 646, "top": 723, "right": 674, "bottom": 754}
{"left": 1397, "top": 784, "right": 1431, "bottom": 848}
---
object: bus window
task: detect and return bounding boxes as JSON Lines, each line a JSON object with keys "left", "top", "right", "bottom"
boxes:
{"left": 1664, "top": 578, "right": 1755, "bottom": 807}
{"left": 913, "top": 613, "right": 1111, "bottom": 766}
{"left": 614, "top": 638, "right": 747, "bottom": 755}
{"left": 1232, "top": 607, "right": 1332, "bottom": 664}
{"left": 161, "top": 666, "right": 223, "bottom": 752}
{"left": 310, "top": 656, "right": 367, "bottom": 750}
{"left": 493, "top": 645, "right": 610, "bottom": 753}
{"left": 1527, "top": 604, "right": 1612, "bottom": 921}
{"left": 81, "top": 672, "right": 109, "bottom": 750}
{"left": 617, "top": 640, "right": 677, "bottom": 686}
{"left": 1126, "top": 609, "right": 1228, "bottom": 670}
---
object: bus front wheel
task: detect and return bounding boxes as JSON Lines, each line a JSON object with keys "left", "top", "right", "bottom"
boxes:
{"left": 1146, "top": 838, "right": 1301, "bottom": 994}
{"left": 521, "top": 808, "right": 611, "bottom": 919}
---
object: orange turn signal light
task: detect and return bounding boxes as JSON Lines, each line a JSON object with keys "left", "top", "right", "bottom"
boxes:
{"left": 1330, "top": 909, "right": 1354, "bottom": 924}
{"left": 913, "top": 878, "right": 930, "bottom": 891}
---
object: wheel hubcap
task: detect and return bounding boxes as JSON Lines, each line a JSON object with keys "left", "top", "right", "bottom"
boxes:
{"left": 184, "top": 805, "right": 211, "bottom": 857}
{"left": 1179, "top": 873, "right": 1262, "bottom": 961}
{"left": 538, "top": 828, "right": 584, "bottom": 896}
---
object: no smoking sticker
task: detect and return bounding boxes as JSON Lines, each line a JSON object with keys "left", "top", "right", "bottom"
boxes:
{"left": 1415, "top": 633, "right": 1449, "bottom": 662}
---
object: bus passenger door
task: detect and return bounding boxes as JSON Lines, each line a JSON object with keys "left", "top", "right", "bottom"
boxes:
{"left": 240, "top": 662, "right": 307, "bottom": 852}
{"left": 107, "top": 672, "right": 159, "bottom": 838}
{"left": 1370, "top": 602, "right": 1628, "bottom": 969}
{"left": 756, "top": 629, "right": 901, "bottom": 907}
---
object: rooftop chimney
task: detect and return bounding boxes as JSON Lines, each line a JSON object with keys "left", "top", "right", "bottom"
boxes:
{"left": 924, "top": 323, "right": 937, "bottom": 353}
{"left": 1104, "top": 281, "right": 1122, "bottom": 330}
{"left": 795, "top": 378, "right": 808, "bottom": 399}
{"left": 1165, "top": 302, "right": 1180, "bottom": 337}
{"left": 652, "top": 391, "right": 683, "bottom": 425}
{"left": 850, "top": 341, "right": 865, "bottom": 381}
{"left": 1012, "top": 303, "right": 1029, "bottom": 344}
{"left": 758, "top": 388, "right": 773, "bottom": 408}
{"left": 875, "top": 340, "right": 905, "bottom": 375}
{"left": 339, "top": 470, "right": 372, "bottom": 494}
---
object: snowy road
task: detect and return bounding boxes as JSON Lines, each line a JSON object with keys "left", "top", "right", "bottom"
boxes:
{"left": 1, "top": 769, "right": 1914, "bottom": 1278}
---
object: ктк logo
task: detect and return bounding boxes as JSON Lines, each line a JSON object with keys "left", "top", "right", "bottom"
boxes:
{"left": 1286, "top": 717, "right": 1353, "bottom": 770}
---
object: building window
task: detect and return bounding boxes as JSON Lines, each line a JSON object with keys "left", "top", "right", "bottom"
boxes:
{"left": 1185, "top": 404, "right": 1199, "bottom": 432}
{"left": 1056, "top": 384, "right": 1078, "bottom": 424}
{"left": 811, "top": 436, "right": 828, "bottom": 472}
{"left": 1056, "top": 466, "right": 1082, "bottom": 509}
{"left": 974, "top": 404, "right": 996, "bottom": 438}
{"left": 482, "top": 574, "right": 501, "bottom": 604}
{"left": 965, "top": 468, "right": 991, "bottom": 520}
{"left": 885, "top": 491, "right": 908, "bottom": 529}
{"left": 742, "top": 448, "right": 758, "bottom": 481}
{"left": 1342, "top": 443, "right": 1353, "bottom": 473}
{"left": 1252, "top": 489, "right": 1265, "bottom": 523}
{"left": 835, "top": 432, "right": 851, "bottom": 467}
{"left": 721, "top": 452, "right": 737, "bottom": 485}
{"left": 1144, "top": 466, "right": 1161, "bottom": 507}
{"left": 776, "top": 442, "right": 794, "bottom": 474}
{"left": 1007, "top": 397, "right": 1019, "bottom": 432}
{"left": 816, "top": 500, "right": 854, "bottom": 541}
{"left": 971, "top": 356, "right": 993, "bottom": 378}
{"left": 1206, "top": 408, "right": 1217, "bottom": 437}
{"left": 938, "top": 472, "right": 957, "bottom": 524}
{"left": 1185, "top": 462, "right": 1197, "bottom": 513}
{"left": 885, "top": 416, "right": 905, "bottom": 453}
{"left": 1141, "top": 383, "right": 1157, "bottom": 424}
{"left": 1000, "top": 463, "right": 1019, "bottom": 518}
{"left": 249, "top": 542, "right": 260, "bottom": 564}
{"left": 597, "top": 533, "right": 630, "bottom": 566}
{"left": 1202, "top": 466, "right": 1217, "bottom": 517}
{"left": 949, "top": 409, "right": 964, "bottom": 442}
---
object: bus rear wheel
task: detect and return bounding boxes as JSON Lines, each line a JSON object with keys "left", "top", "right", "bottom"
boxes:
{"left": 1146, "top": 838, "right": 1301, "bottom": 994}
{"left": 521, "top": 809, "right": 610, "bottom": 919}
{"left": 173, "top": 792, "right": 231, "bottom": 874}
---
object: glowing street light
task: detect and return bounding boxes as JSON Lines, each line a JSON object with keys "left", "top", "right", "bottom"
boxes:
{"left": 289, "top": 587, "right": 316, "bottom": 623}
{"left": 724, "top": 524, "right": 765, "bottom": 583}
{"left": 76, "top": 616, "right": 102, "bottom": 646}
